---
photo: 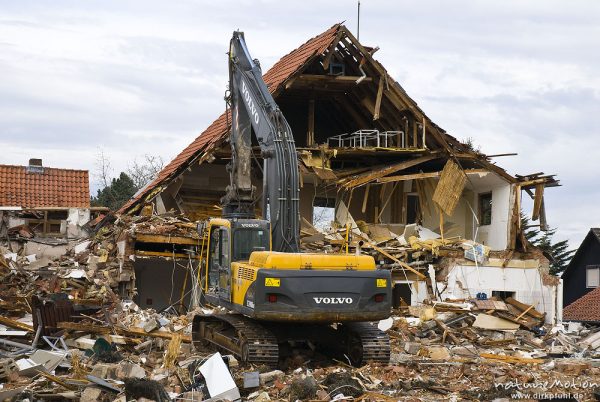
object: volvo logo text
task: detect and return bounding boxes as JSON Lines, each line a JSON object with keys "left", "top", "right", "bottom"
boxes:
{"left": 313, "top": 297, "right": 353, "bottom": 305}
{"left": 241, "top": 80, "right": 260, "bottom": 126}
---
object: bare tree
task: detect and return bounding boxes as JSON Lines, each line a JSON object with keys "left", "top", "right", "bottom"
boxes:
{"left": 127, "top": 154, "right": 165, "bottom": 191}
{"left": 94, "top": 147, "right": 114, "bottom": 189}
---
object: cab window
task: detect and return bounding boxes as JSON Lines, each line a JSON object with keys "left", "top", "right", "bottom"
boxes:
{"left": 209, "top": 227, "right": 230, "bottom": 283}
{"left": 233, "top": 228, "right": 269, "bottom": 261}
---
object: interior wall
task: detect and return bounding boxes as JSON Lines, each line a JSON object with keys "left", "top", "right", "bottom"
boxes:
{"left": 134, "top": 258, "right": 195, "bottom": 312}
{"left": 441, "top": 263, "right": 558, "bottom": 323}
{"left": 475, "top": 183, "right": 511, "bottom": 250}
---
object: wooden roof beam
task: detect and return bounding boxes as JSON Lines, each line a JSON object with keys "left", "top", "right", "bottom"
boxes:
{"left": 342, "top": 153, "right": 440, "bottom": 188}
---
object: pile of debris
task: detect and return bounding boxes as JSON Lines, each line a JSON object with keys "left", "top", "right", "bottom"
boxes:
{"left": 1, "top": 213, "right": 599, "bottom": 401}
{"left": 300, "top": 203, "right": 490, "bottom": 277}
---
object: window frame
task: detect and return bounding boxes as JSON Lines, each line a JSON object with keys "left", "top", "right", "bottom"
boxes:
{"left": 478, "top": 192, "right": 493, "bottom": 226}
{"left": 586, "top": 265, "right": 600, "bottom": 288}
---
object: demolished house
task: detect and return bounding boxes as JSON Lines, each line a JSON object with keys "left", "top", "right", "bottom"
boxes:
{"left": 0, "top": 159, "right": 107, "bottom": 260}
{"left": 4, "top": 24, "right": 600, "bottom": 401}
{"left": 115, "top": 23, "right": 561, "bottom": 323}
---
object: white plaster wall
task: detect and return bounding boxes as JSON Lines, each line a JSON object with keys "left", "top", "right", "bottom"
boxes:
{"left": 8, "top": 217, "right": 26, "bottom": 227}
{"left": 475, "top": 183, "right": 511, "bottom": 251}
{"left": 67, "top": 208, "right": 90, "bottom": 238}
{"left": 440, "top": 264, "right": 559, "bottom": 323}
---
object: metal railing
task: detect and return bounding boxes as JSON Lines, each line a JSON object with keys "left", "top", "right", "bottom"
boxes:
{"left": 327, "top": 130, "right": 411, "bottom": 149}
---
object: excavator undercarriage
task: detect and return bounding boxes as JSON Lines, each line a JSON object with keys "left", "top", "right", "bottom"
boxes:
{"left": 192, "top": 314, "right": 390, "bottom": 368}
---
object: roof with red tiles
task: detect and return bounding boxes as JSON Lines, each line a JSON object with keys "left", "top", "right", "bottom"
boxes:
{"left": 563, "top": 286, "right": 600, "bottom": 322}
{"left": 120, "top": 23, "right": 342, "bottom": 213}
{"left": 0, "top": 164, "right": 90, "bottom": 208}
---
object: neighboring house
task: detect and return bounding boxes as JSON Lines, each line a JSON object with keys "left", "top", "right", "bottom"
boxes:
{"left": 562, "top": 228, "right": 600, "bottom": 308}
{"left": 563, "top": 286, "right": 600, "bottom": 323}
{"left": 0, "top": 158, "right": 92, "bottom": 239}
{"left": 113, "top": 24, "right": 562, "bottom": 320}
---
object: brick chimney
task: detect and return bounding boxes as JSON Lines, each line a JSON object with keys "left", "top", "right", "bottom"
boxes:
{"left": 26, "top": 158, "right": 44, "bottom": 173}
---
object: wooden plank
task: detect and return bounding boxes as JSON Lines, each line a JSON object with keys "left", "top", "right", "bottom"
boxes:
{"left": 322, "top": 30, "right": 345, "bottom": 70}
{"left": 57, "top": 322, "right": 192, "bottom": 343}
{"left": 294, "top": 74, "right": 373, "bottom": 83}
{"left": 135, "top": 250, "right": 201, "bottom": 260}
{"left": 135, "top": 233, "right": 201, "bottom": 246}
{"left": 343, "top": 154, "right": 439, "bottom": 189}
{"left": 515, "top": 304, "right": 535, "bottom": 321}
{"left": 0, "top": 316, "right": 34, "bottom": 332}
{"left": 36, "top": 370, "right": 78, "bottom": 390}
{"left": 480, "top": 353, "right": 543, "bottom": 365}
{"left": 373, "top": 76, "right": 384, "bottom": 120}
{"left": 413, "top": 119, "right": 418, "bottom": 148}
{"left": 505, "top": 297, "right": 545, "bottom": 319}
{"left": 532, "top": 184, "right": 544, "bottom": 221}
{"left": 361, "top": 184, "right": 370, "bottom": 213}
{"left": 307, "top": 99, "right": 315, "bottom": 146}
{"left": 379, "top": 171, "right": 441, "bottom": 183}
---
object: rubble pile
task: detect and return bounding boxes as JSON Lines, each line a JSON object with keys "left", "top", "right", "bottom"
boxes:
{"left": 1, "top": 214, "right": 599, "bottom": 401}
{"left": 301, "top": 218, "right": 503, "bottom": 275}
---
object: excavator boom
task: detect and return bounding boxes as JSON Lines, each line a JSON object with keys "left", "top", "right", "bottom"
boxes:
{"left": 223, "top": 31, "right": 300, "bottom": 252}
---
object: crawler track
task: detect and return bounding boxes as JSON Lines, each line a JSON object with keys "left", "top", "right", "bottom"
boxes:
{"left": 344, "top": 322, "right": 390, "bottom": 366}
{"left": 192, "top": 314, "right": 279, "bottom": 367}
{"left": 193, "top": 314, "right": 390, "bottom": 368}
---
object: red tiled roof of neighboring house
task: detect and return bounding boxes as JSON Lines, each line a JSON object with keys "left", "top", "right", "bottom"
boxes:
{"left": 563, "top": 286, "right": 600, "bottom": 322}
{"left": 120, "top": 23, "right": 342, "bottom": 213}
{"left": 0, "top": 164, "right": 90, "bottom": 208}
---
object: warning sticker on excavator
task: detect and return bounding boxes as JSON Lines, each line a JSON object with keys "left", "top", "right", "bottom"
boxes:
{"left": 376, "top": 279, "right": 387, "bottom": 288}
{"left": 265, "top": 278, "right": 280, "bottom": 287}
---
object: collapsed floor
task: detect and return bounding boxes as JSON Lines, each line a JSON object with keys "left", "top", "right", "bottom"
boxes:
{"left": 0, "top": 214, "right": 599, "bottom": 401}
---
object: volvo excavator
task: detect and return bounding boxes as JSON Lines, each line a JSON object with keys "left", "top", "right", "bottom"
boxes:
{"left": 192, "top": 31, "right": 391, "bottom": 367}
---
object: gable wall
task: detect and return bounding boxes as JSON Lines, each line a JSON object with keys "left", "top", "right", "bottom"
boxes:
{"left": 563, "top": 235, "right": 600, "bottom": 306}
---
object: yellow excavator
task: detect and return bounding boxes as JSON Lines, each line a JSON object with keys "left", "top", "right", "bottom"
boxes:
{"left": 192, "top": 31, "right": 391, "bottom": 367}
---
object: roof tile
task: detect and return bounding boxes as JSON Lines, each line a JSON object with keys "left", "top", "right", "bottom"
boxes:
{"left": 0, "top": 164, "right": 90, "bottom": 208}
{"left": 563, "top": 287, "right": 600, "bottom": 322}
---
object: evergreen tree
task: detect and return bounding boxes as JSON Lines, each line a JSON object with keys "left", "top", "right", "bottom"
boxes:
{"left": 521, "top": 212, "right": 575, "bottom": 275}
{"left": 91, "top": 172, "right": 137, "bottom": 211}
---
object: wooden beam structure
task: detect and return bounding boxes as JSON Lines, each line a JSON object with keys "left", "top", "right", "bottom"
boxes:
{"left": 135, "top": 233, "right": 202, "bottom": 246}
{"left": 373, "top": 76, "right": 384, "bottom": 120}
{"left": 288, "top": 74, "right": 373, "bottom": 90}
{"left": 342, "top": 154, "right": 439, "bottom": 189}
{"left": 377, "top": 169, "right": 488, "bottom": 183}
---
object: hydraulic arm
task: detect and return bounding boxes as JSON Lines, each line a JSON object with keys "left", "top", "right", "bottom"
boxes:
{"left": 222, "top": 31, "right": 300, "bottom": 252}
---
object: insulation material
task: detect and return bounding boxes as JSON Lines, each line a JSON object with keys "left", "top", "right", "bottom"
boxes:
{"left": 432, "top": 160, "right": 467, "bottom": 216}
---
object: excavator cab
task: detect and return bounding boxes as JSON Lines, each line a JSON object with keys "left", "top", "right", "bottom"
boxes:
{"left": 203, "top": 218, "right": 270, "bottom": 303}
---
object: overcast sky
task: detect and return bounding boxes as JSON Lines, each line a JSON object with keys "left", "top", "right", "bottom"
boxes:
{"left": 1, "top": 0, "right": 598, "bottom": 248}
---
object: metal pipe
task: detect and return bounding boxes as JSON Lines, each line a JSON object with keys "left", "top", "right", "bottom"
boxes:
{"left": 0, "top": 338, "right": 34, "bottom": 350}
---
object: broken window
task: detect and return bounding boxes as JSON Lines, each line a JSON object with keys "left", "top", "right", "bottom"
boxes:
{"left": 22, "top": 209, "right": 68, "bottom": 236}
{"left": 478, "top": 192, "right": 492, "bottom": 226}
{"left": 491, "top": 290, "right": 515, "bottom": 300}
{"left": 586, "top": 265, "right": 600, "bottom": 288}
{"left": 312, "top": 197, "right": 335, "bottom": 231}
